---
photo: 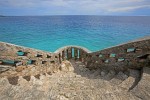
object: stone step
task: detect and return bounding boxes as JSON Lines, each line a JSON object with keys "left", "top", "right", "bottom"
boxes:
{"left": 102, "top": 70, "right": 116, "bottom": 81}
{"left": 88, "top": 69, "right": 101, "bottom": 78}
{"left": 110, "top": 71, "right": 128, "bottom": 85}
{"left": 119, "top": 69, "right": 140, "bottom": 90}
{"left": 131, "top": 67, "right": 150, "bottom": 100}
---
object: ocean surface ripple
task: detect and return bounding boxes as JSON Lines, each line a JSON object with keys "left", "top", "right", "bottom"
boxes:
{"left": 0, "top": 16, "right": 150, "bottom": 52}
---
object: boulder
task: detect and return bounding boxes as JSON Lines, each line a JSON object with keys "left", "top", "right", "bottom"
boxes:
{"left": 60, "top": 61, "right": 74, "bottom": 72}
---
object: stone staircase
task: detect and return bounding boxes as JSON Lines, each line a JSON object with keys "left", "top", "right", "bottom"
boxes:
{"left": 0, "top": 36, "right": 150, "bottom": 100}
{"left": 0, "top": 60, "right": 149, "bottom": 100}
{"left": 131, "top": 67, "right": 150, "bottom": 100}
{"left": 71, "top": 60, "right": 142, "bottom": 90}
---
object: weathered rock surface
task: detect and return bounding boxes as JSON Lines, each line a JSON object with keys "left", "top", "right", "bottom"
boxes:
{"left": 131, "top": 67, "right": 150, "bottom": 100}
{"left": 0, "top": 60, "right": 146, "bottom": 100}
{"left": 60, "top": 61, "right": 74, "bottom": 72}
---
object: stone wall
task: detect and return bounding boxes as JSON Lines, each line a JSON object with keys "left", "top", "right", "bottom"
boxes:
{"left": 55, "top": 37, "right": 150, "bottom": 71}
{"left": 0, "top": 36, "right": 150, "bottom": 78}
{"left": 87, "top": 37, "right": 150, "bottom": 71}
{"left": 0, "top": 42, "right": 60, "bottom": 77}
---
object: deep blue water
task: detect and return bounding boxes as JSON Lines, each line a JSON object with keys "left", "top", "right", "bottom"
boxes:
{"left": 0, "top": 16, "right": 150, "bottom": 52}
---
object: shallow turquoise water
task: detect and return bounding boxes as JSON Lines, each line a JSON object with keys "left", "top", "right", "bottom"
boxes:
{"left": 0, "top": 16, "right": 150, "bottom": 52}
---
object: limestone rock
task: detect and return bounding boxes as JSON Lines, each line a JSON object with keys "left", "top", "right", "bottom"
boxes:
{"left": 60, "top": 61, "right": 74, "bottom": 72}
{"left": 0, "top": 65, "right": 10, "bottom": 73}
{"left": 15, "top": 66, "right": 26, "bottom": 72}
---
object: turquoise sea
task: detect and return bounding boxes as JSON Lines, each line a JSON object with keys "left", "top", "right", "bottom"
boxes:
{"left": 0, "top": 16, "right": 150, "bottom": 52}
